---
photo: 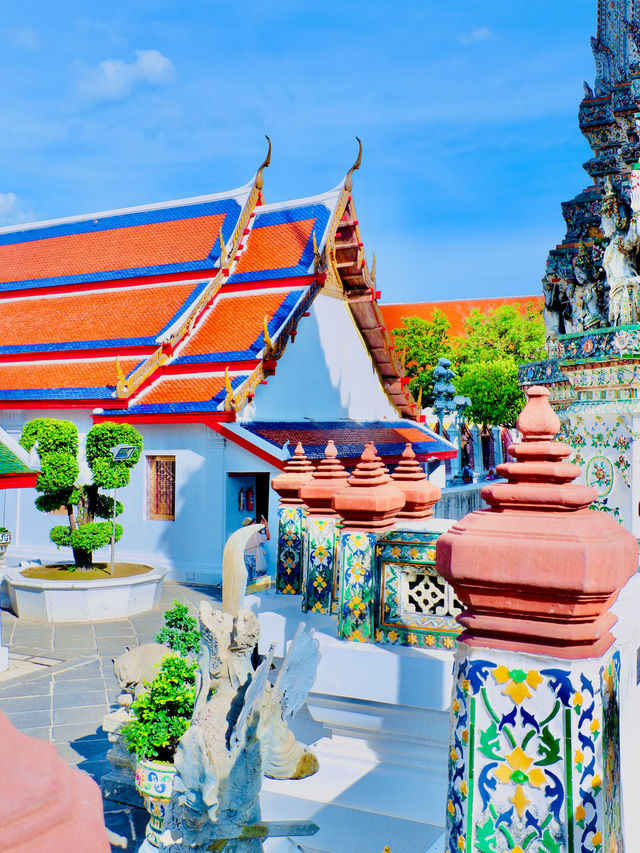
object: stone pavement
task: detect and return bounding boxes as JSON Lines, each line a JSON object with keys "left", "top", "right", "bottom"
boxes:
{"left": 0, "top": 580, "right": 222, "bottom": 852}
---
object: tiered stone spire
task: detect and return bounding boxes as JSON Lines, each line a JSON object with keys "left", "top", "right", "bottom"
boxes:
{"left": 333, "top": 442, "right": 405, "bottom": 529}
{"left": 271, "top": 442, "right": 314, "bottom": 505}
{"left": 299, "top": 441, "right": 349, "bottom": 515}
{"left": 436, "top": 386, "right": 638, "bottom": 658}
{"left": 391, "top": 443, "right": 441, "bottom": 518}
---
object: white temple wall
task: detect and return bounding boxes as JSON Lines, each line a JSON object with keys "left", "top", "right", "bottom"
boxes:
{"left": 0, "top": 408, "right": 285, "bottom": 584}
{"left": 242, "top": 293, "right": 398, "bottom": 423}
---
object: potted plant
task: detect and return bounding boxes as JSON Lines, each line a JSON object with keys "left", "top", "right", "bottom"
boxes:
{"left": 122, "top": 653, "right": 197, "bottom": 847}
{"left": 0, "top": 527, "right": 11, "bottom": 568}
{"left": 154, "top": 599, "right": 201, "bottom": 657}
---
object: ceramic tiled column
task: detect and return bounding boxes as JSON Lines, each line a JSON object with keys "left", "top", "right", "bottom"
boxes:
{"left": 299, "top": 441, "right": 349, "bottom": 614}
{"left": 271, "top": 443, "right": 314, "bottom": 595}
{"left": 436, "top": 386, "right": 638, "bottom": 853}
{"left": 333, "top": 443, "right": 405, "bottom": 642}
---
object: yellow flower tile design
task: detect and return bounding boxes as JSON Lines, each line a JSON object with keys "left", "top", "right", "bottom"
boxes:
{"left": 493, "top": 666, "right": 543, "bottom": 704}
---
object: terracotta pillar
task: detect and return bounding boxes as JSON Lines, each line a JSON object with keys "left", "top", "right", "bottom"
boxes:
{"left": 271, "top": 443, "right": 314, "bottom": 594}
{"left": 299, "top": 441, "right": 349, "bottom": 614}
{"left": 333, "top": 443, "right": 405, "bottom": 642}
{"left": 435, "top": 386, "right": 638, "bottom": 853}
{"left": 391, "top": 443, "right": 441, "bottom": 519}
{"left": 0, "top": 711, "right": 111, "bottom": 851}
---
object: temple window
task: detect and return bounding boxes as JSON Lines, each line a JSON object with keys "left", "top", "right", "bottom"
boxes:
{"left": 146, "top": 455, "right": 176, "bottom": 521}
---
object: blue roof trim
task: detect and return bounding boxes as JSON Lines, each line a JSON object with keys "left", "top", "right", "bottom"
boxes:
{"left": 240, "top": 420, "right": 455, "bottom": 460}
{"left": 121, "top": 375, "right": 247, "bottom": 415}
{"left": 0, "top": 385, "right": 118, "bottom": 401}
{"left": 0, "top": 198, "right": 241, "bottom": 292}
{"left": 0, "top": 259, "right": 221, "bottom": 294}
{"left": 172, "top": 289, "right": 305, "bottom": 365}
{"left": 228, "top": 203, "right": 331, "bottom": 284}
{"left": 0, "top": 198, "right": 241, "bottom": 246}
{"left": 0, "top": 281, "right": 208, "bottom": 356}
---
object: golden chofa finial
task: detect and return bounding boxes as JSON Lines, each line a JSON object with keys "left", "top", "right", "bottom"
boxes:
{"left": 312, "top": 230, "right": 320, "bottom": 270}
{"left": 115, "top": 355, "right": 125, "bottom": 385}
{"left": 344, "top": 136, "right": 362, "bottom": 192}
{"left": 263, "top": 316, "right": 273, "bottom": 349}
{"left": 371, "top": 251, "right": 376, "bottom": 283}
{"left": 255, "top": 135, "right": 272, "bottom": 190}
{"left": 225, "top": 366, "right": 233, "bottom": 396}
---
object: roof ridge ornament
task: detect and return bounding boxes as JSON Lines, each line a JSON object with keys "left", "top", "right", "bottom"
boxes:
{"left": 344, "top": 137, "right": 362, "bottom": 192}
{"left": 255, "top": 135, "right": 272, "bottom": 190}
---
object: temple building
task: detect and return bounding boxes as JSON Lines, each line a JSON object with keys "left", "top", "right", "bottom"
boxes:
{"left": 0, "top": 143, "right": 455, "bottom": 580}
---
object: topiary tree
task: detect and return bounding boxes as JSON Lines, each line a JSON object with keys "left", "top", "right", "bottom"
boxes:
{"left": 20, "top": 419, "right": 143, "bottom": 570}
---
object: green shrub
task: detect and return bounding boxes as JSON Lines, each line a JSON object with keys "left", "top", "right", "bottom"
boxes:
{"left": 122, "top": 655, "right": 197, "bottom": 762}
{"left": 154, "top": 600, "right": 200, "bottom": 657}
{"left": 20, "top": 418, "right": 142, "bottom": 570}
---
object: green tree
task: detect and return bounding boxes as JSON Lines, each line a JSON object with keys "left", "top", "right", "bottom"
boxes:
{"left": 456, "top": 358, "right": 524, "bottom": 428}
{"left": 450, "top": 303, "right": 545, "bottom": 428}
{"left": 20, "top": 419, "right": 143, "bottom": 570}
{"left": 451, "top": 303, "right": 546, "bottom": 373}
{"left": 392, "top": 309, "right": 451, "bottom": 405}
{"left": 154, "top": 600, "right": 201, "bottom": 657}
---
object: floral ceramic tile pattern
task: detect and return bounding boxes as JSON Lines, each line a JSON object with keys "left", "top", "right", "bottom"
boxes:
{"left": 275, "top": 506, "right": 305, "bottom": 594}
{"left": 447, "top": 647, "right": 615, "bottom": 853}
{"left": 302, "top": 516, "right": 338, "bottom": 614}
{"left": 338, "top": 531, "right": 377, "bottom": 642}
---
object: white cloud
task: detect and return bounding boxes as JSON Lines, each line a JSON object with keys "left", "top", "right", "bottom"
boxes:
{"left": 460, "top": 26, "right": 492, "bottom": 46}
{"left": 6, "top": 27, "right": 39, "bottom": 50}
{"left": 76, "top": 49, "right": 174, "bottom": 101}
{"left": 0, "top": 192, "right": 35, "bottom": 226}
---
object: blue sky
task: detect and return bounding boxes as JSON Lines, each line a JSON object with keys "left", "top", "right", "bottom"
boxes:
{"left": 0, "top": 1, "right": 597, "bottom": 302}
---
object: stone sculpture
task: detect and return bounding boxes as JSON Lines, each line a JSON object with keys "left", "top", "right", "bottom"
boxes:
{"left": 600, "top": 178, "right": 640, "bottom": 326}
{"left": 113, "top": 642, "right": 175, "bottom": 699}
{"left": 571, "top": 241, "right": 606, "bottom": 330}
{"left": 158, "top": 607, "right": 321, "bottom": 852}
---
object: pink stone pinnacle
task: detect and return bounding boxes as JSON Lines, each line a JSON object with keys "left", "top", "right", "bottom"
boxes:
{"left": 391, "top": 443, "right": 442, "bottom": 518}
{"left": 435, "top": 386, "right": 638, "bottom": 659}
{"left": 299, "top": 441, "right": 349, "bottom": 515}
{"left": 333, "top": 442, "right": 405, "bottom": 529}
{"left": 271, "top": 441, "right": 315, "bottom": 505}
{"left": 0, "top": 712, "right": 110, "bottom": 851}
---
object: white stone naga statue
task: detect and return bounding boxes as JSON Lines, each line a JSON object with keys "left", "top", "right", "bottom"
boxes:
{"left": 157, "top": 524, "right": 321, "bottom": 852}
{"left": 600, "top": 177, "right": 640, "bottom": 326}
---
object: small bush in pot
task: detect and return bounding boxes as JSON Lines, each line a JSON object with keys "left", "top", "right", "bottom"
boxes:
{"left": 122, "top": 654, "right": 197, "bottom": 762}
{"left": 154, "top": 599, "right": 200, "bottom": 658}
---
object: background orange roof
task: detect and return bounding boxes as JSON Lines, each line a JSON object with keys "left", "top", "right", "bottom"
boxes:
{"left": 380, "top": 295, "right": 543, "bottom": 339}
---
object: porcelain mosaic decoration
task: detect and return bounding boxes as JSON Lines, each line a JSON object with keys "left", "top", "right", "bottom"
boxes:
{"left": 446, "top": 646, "right": 621, "bottom": 853}
{"left": 135, "top": 758, "right": 177, "bottom": 847}
{"left": 338, "top": 531, "right": 377, "bottom": 643}
{"left": 302, "top": 516, "right": 339, "bottom": 614}
{"left": 275, "top": 506, "right": 306, "bottom": 595}
{"left": 375, "top": 529, "right": 460, "bottom": 650}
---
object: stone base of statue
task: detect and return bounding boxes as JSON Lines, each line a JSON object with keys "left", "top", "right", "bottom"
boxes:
{"left": 519, "top": 325, "right": 640, "bottom": 540}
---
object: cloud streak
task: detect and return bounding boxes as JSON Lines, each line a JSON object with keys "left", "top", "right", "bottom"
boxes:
{"left": 76, "top": 49, "right": 174, "bottom": 101}
{"left": 0, "top": 192, "right": 35, "bottom": 226}
{"left": 460, "top": 26, "right": 492, "bottom": 45}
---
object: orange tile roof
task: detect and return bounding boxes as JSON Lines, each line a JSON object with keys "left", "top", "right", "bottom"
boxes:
{"left": 0, "top": 357, "right": 140, "bottom": 391}
{"left": 136, "top": 374, "right": 226, "bottom": 405}
{"left": 0, "top": 215, "right": 225, "bottom": 285}
{"left": 176, "top": 291, "right": 296, "bottom": 359}
{"left": 380, "top": 295, "right": 543, "bottom": 340}
{"left": 233, "top": 219, "right": 315, "bottom": 274}
{"left": 0, "top": 281, "right": 202, "bottom": 350}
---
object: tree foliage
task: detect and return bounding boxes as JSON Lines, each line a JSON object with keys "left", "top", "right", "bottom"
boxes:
{"left": 154, "top": 600, "right": 201, "bottom": 657}
{"left": 20, "top": 418, "right": 143, "bottom": 570}
{"left": 392, "top": 302, "right": 545, "bottom": 427}
{"left": 122, "top": 655, "right": 197, "bottom": 762}
{"left": 391, "top": 310, "right": 451, "bottom": 405}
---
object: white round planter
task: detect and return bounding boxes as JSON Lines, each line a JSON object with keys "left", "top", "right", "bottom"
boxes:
{"left": 5, "top": 564, "right": 168, "bottom": 623}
